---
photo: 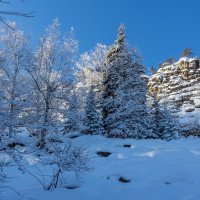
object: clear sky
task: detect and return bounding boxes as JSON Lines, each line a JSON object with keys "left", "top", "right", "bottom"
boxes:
{"left": 3, "top": 0, "right": 200, "bottom": 68}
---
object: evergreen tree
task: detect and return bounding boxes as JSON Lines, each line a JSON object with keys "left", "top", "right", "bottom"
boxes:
{"left": 181, "top": 48, "right": 193, "bottom": 58}
{"left": 82, "top": 85, "right": 102, "bottom": 135}
{"left": 62, "top": 87, "right": 80, "bottom": 134}
{"left": 149, "top": 66, "right": 157, "bottom": 75}
{"left": 150, "top": 95, "right": 179, "bottom": 140}
{"left": 102, "top": 25, "right": 150, "bottom": 138}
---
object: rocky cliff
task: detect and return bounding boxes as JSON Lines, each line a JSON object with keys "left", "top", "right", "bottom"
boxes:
{"left": 148, "top": 57, "right": 200, "bottom": 131}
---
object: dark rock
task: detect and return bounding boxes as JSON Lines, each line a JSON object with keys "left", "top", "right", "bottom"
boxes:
{"left": 65, "top": 185, "right": 80, "bottom": 189}
{"left": 7, "top": 142, "right": 25, "bottom": 148}
{"left": 123, "top": 144, "right": 131, "bottom": 148}
{"left": 118, "top": 176, "right": 131, "bottom": 183}
{"left": 96, "top": 151, "right": 112, "bottom": 157}
{"left": 69, "top": 135, "right": 80, "bottom": 139}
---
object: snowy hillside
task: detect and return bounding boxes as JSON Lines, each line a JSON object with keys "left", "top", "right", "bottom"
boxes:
{"left": 1, "top": 1, "right": 200, "bottom": 200}
{"left": 3, "top": 135, "right": 200, "bottom": 200}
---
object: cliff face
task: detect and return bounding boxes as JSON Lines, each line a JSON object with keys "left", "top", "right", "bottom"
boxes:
{"left": 148, "top": 57, "right": 200, "bottom": 131}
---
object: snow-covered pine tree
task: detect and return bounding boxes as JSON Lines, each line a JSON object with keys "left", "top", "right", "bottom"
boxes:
{"left": 82, "top": 85, "right": 102, "bottom": 135}
{"left": 102, "top": 24, "right": 150, "bottom": 138}
{"left": 150, "top": 95, "right": 179, "bottom": 140}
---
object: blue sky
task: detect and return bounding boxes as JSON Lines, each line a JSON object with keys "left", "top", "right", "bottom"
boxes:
{"left": 3, "top": 0, "right": 200, "bottom": 68}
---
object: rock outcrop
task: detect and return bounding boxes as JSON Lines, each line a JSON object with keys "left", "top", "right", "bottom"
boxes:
{"left": 148, "top": 57, "right": 200, "bottom": 131}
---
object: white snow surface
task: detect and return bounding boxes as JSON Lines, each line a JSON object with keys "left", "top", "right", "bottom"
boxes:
{"left": 3, "top": 135, "right": 200, "bottom": 200}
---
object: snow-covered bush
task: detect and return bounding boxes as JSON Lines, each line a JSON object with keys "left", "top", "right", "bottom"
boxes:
{"left": 40, "top": 140, "right": 91, "bottom": 191}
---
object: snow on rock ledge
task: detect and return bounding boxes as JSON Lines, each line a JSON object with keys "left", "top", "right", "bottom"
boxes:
{"left": 148, "top": 57, "right": 200, "bottom": 131}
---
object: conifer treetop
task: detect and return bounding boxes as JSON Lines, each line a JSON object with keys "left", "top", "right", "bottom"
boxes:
{"left": 116, "top": 24, "right": 126, "bottom": 47}
{"left": 106, "top": 24, "right": 127, "bottom": 61}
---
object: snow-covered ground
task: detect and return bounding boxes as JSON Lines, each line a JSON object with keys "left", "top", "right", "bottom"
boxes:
{"left": 3, "top": 135, "right": 200, "bottom": 200}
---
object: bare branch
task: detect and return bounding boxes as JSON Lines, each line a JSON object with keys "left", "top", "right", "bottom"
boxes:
{"left": 0, "top": 11, "right": 34, "bottom": 17}
{"left": 0, "top": 0, "right": 35, "bottom": 28}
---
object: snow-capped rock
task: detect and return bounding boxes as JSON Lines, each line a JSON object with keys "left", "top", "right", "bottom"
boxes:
{"left": 148, "top": 57, "right": 200, "bottom": 131}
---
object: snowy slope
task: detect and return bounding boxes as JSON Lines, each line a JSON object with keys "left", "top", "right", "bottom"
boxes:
{"left": 2, "top": 135, "right": 200, "bottom": 200}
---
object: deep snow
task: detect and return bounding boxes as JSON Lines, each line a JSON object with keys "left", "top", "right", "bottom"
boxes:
{"left": 3, "top": 135, "right": 200, "bottom": 200}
